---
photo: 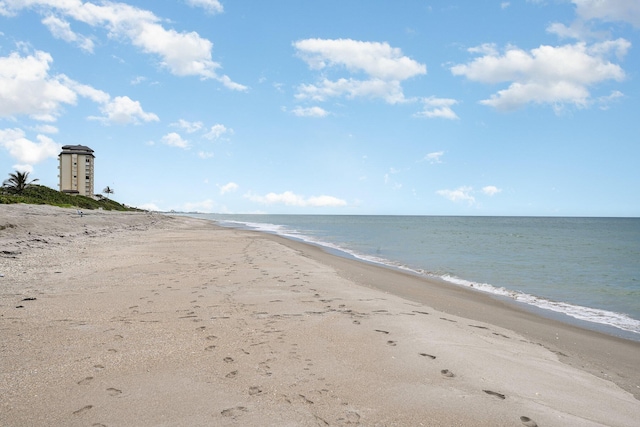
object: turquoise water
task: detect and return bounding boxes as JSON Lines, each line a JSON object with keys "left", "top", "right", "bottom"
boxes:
{"left": 188, "top": 214, "right": 640, "bottom": 340}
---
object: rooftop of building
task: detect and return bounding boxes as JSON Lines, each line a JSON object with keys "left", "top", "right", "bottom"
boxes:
{"left": 60, "top": 145, "right": 95, "bottom": 156}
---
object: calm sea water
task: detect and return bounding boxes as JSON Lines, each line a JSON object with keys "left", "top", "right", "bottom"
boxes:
{"left": 187, "top": 214, "right": 640, "bottom": 340}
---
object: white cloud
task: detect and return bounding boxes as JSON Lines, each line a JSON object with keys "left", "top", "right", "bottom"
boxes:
{"left": 245, "top": 191, "right": 347, "bottom": 207}
{"left": 138, "top": 202, "right": 161, "bottom": 211}
{"left": 0, "top": 49, "right": 158, "bottom": 124}
{"left": 63, "top": 79, "right": 109, "bottom": 104}
{"left": 94, "top": 96, "right": 160, "bottom": 125}
{"left": 424, "top": 151, "right": 444, "bottom": 164}
{"left": 218, "top": 182, "right": 238, "bottom": 195}
{"left": 0, "top": 50, "right": 76, "bottom": 121}
{"left": 451, "top": 40, "right": 629, "bottom": 111}
{"left": 2, "top": 0, "right": 246, "bottom": 89}
{"left": 131, "top": 76, "right": 146, "bottom": 85}
{"left": 172, "top": 119, "right": 204, "bottom": 133}
{"left": 293, "top": 38, "right": 426, "bottom": 104}
{"left": 436, "top": 186, "right": 476, "bottom": 204}
{"left": 197, "top": 151, "right": 214, "bottom": 159}
{"left": 414, "top": 97, "right": 459, "bottom": 119}
{"left": 573, "top": 0, "right": 640, "bottom": 28}
{"left": 42, "top": 14, "right": 94, "bottom": 52}
{"left": 482, "top": 185, "right": 502, "bottom": 196}
{"left": 291, "top": 106, "right": 329, "bottom": 117}
{"left": 501, "top": 2, "right": 511, "bottom": 9}
{"left": 0, "top": 128, "right": 61, "bottom": 167}
{"left": 185, "top": 0, "right": 224, "bottom": 14}
{"left": 597, "top": 89, "right": 624, "bottom": 109}
{"left": 162, "top": 132, "right": 189, "bottom": 149}
{"left": 204, "top": 123, "right": 233, "bottom": 140}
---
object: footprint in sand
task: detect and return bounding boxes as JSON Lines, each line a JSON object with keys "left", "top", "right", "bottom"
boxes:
{"left": 107, "top": 387, "right": 122, "bottom": 396}
{"left": 441, "top": 369, "right": 455, "bottom": 378}
{"left": 387, "top": 340, "right": 397, "bottom": 346}
{"left": 419, "top": 353, "right": 436, "bottom": 359}
{"left": 221, "top": 406, "right": 248, "bottom": 417}
{"left": 375, "top": 329, "right": 390, "bottom": 334}
{"left": 225, "top": 370, "right": 238, "bottom": 378}
{"left": 520, "top": 416, "right": 538, "bottom": 427}
{"left": 73, "top": 405, "right": 93, "bottom": 415}
{"left": 223, "top": 357, "right": 234, "bottom": 363}
{"left": 205, "top": 345, "right": 216, "bottom": 351}
{"left": 248, "top": 386, "right": 262, "bottom": 395}
{"left": 77, "top": 376, "right": 93, "bottom": 385}
{"left": 483, "top": 390, "right": 506, "bottom": 399}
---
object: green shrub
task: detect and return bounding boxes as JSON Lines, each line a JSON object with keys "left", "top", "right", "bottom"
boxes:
{"left": 0, "top": 185, "right": 142, "bottom": 211}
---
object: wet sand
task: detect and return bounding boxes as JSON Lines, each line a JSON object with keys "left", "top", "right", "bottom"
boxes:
{"left": 1, "top": 204, "right": 639, "bottom": 426}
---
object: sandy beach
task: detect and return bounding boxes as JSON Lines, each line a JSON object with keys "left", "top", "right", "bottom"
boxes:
{"left": 1, "top": 204, "right": 639, "bottom": 426}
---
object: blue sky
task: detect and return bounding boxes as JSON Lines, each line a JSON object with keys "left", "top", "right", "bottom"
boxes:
{"left": 1, "top": 0, "right": 638, "bottom": 216}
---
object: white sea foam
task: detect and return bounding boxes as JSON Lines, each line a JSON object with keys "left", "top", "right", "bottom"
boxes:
{"left": 439, "top": 275, "right": 640, "bottom": 335}
{"left": 213, "top": 217, "right": 640, "bottom": 337}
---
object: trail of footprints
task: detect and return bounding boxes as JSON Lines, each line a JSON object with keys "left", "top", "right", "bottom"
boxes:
{"left": 73, "top": 247, "right": 536, "bottom": 427}
{"left": 370, "top": 317, "right": 538, "bottom": 427}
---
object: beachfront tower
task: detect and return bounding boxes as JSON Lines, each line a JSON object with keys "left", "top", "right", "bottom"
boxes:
{"left": 58, "top": 145, "right": 95, "bottom": 197}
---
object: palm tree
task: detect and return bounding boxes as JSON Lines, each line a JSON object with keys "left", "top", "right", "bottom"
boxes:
{"left": 103, "top": 186, "right": 114, "bottom": 199}
{"left": 2, "top": 171, "right": 39, "bottom": 194}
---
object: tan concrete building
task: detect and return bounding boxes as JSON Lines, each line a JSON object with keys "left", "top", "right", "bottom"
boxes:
{"left": 58, "top": 145, "right": 95, "bottom": 196}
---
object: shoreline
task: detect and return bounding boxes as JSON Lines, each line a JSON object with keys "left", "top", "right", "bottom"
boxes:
{"left": 259, "top": 228, "right": 640, "bottom": 399}
{"left": 1, "top": 205, "right": 639, "bottom": 426}
{"left": 194, "top": 214, "right": 640, "bottom": 342}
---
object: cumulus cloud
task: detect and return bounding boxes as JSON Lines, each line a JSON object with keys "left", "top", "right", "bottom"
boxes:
{"left": 293, "top": 38, "right": 426, "bottom": 104}
{"left": 218, "top": 182, "right": 238, "bottom": 195}
{"left": 0, "top": 50, "right": 76, "bottom": 121}
{"left": 93, "top": 96, "right": 160, "bottom": 125}
{"left": 424, "top": 151, "right": 444, "bottom": 164}
{"left": 436, "top": 186, "right": 475, "bottom": 204}
{"left": 0, "top": 49, "right": 158, "bottom": 124}
{"left": 414, "top": 97, "right": 459, "bottom": 119}
{"left": 2, "top": 0, "right": 245, "bottom": 89}
{"left": 204, "top": 124, "right": 233, "bottom": 140}
{"left": 291, "top": 106, "right": 329, "bottom": 117}
{"left": 172, "top": 119, "right": 204, "bottom": 133}
{"left": 0, "top": 127, "right": 61, "bottom": 167}
{"left": 185, "top": 0, "right": 224, "bottom": 14}
{"left": 42, "top": 14, "right": 94, "bottom": 52}
{"left": 451, "top": 40, "right": 629, "bottom": 111}
{"left": 138, "top": 202, "right": 162, "bottom": 211}
{"left": 482, "top": 185, "right": 502, "bottom": 196}
{"left": 162, "top": 132, "right": 189, "bottom": 149}
{"left": 245, "top": 191, "right": 347, "bottom": 207}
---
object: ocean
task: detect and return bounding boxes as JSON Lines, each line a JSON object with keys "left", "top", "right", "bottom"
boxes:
{"left": 185, "top": 214, "right": 640, "bottom": 341}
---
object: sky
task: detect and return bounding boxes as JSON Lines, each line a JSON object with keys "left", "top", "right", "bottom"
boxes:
{"left": 0, "top": 0, "right": 639, "bottom": 216}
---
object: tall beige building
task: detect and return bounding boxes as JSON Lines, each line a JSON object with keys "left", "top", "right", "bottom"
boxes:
{"left": 58, "top": 145, "right": 95, "bottom": 196}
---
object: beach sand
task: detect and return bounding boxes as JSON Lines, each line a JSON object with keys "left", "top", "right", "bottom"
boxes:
{"left": 1, "top": 204, "right": 639, "bottom": 426}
